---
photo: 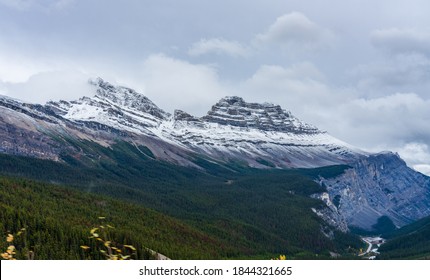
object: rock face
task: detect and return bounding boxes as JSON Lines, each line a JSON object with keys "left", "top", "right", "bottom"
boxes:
{"left": 319, "top": 153, "right": 430, "bottom": 230}
{"left": 202, "top": 96, "right": 319, "bottom": 134}
{"left": 0, "top": 78, "right": 429, "bottom": 231}
{"left": 0, "top": 95, "right": 65, "bottom": 160}
{"left": 163, "top": 96, "right": 363, "bottom": 168}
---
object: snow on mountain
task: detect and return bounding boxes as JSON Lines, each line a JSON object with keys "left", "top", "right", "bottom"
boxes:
{"left": 40, "top": 78, "right": 366, "bottom": 168}
{"left": 46, "top": 78, "right": 170, "bottom": 136}
{"left": 1, "top": 78, "right": 430, "bottom": 231}
{"left": 202, "top": 96, "right": 320, "bottom": 134}
{"left": 155, "top": 96, "right": 365, "bottom": 168}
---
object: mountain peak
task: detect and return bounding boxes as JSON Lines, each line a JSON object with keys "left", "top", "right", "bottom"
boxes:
{"left": 202, "top": 96, "right": 320, "bottom": 134}
{"left": 88, "top": 78, "right": 170, "bottom": 120}
{"left": 218, "top": 96, "right": 245, "bottom": 105}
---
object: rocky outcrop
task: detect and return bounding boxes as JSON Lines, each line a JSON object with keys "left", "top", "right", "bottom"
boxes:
{"left": 319, "top": 153, "right": 430, "bottom": 230}
{"left": 174, "top": 110, "right": 199, "bottom": 122}
{"left": 202, "top": 96, "right": 320, "bottom": 134}
{"left": 166, "top": 96, "right": 362, "bottom": 168}
{"left": 89, "top": 78, "right": 170, "bottom": 120}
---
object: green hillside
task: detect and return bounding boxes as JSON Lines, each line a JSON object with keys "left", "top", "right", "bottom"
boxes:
{"left": 0, "top": 176, "right": 237, "bottom": 259}
{"left": 0, "top": 140, "right": 362, "bottom": 259}
{"left": 378, "top": 216, "right": 430, "bottom": 259}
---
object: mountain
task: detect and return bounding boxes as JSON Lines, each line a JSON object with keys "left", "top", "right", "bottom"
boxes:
{"left": 317, "top": 153, "right": 430, "bottom": 230}
{"left": 1, "top": 77, "right": 429, "bottom": 233}
{"left": 166, "top": 96, "right": 363, "bottom": 168}
{"left": 1, "top": 78, "right": 363, "bottom": 168}
{"left": 0, "top": 165, "right": 362, "bottom": 259}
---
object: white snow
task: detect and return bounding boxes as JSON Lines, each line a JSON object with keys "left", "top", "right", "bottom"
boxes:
{"left": 40, "top": 79, "right": 366, "bottom": 167}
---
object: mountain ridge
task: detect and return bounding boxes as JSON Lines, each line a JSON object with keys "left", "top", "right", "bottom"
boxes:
{"left": 1, "top": 77, "right": 429, "bottom": 232}
{"left": 0, "top": 78, "right": 365, "bottom": 168}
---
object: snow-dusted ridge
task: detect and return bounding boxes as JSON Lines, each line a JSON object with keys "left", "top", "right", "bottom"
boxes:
{"left": 45, "top": 78, "right": 366, "bottom": 168}
{"left": 1, "top": 78, "right": 430, "bottom": 231}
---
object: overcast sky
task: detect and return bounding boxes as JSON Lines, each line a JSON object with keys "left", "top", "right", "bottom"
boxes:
{"left": 0, "top": 0, "right": 429, "bottom": 175}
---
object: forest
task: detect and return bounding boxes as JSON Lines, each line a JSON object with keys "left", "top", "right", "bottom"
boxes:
{"left": 378, "top": 215, "right": 430, "bottom": 259}
{"left": 0, "top": 140, "right": 368, "bottom": 259}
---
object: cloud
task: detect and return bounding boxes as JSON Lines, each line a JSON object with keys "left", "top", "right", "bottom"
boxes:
{"left": 0, "top": 0, "right": 32, "bottom": 10}
{"left": 371, "top": 28, "right": 430, "bottom": 55}
{"left": 140, "top": 54, "right": 229, "bottom": 116}
{"left": 413, "top": 164, "right": 430, "bottom": 176}
{"left": 1, "top": 70, "right": 92, "bottom": 104}
{"left": 397, "top": 143, "right": 430, "bottom": 176}
{"left": 239, "top": 62, "right": 430, "bottom": 172}
{"left": 322, "top": 93, "right": 430, "bottom": 175}
{"left": 335, "top": 93, "right": 430, "bottom": 143}
{"left": 241, "top": 62, "right": 335, "bottom": 109}
{"left": 353, "top": 53, "right": 430, "bottom": 95}
{"left": 0, "top": 53, "right": 47, "bottom": 83}
{"left": 398, "top": 142, "right": 430, "bottom": 165}
{"left": 255, "top": 12, "right": 334, "bottom": 51}
{"left": 188, "top": 38, "right": 250, "bottom": 57}
{"left": 0, "top": 0, "right": 74, "bottom": 11}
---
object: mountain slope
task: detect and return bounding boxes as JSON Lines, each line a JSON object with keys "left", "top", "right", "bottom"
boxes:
{"left": 318, "top": 153, "right": 430, "bottom": 230}
{"left": 0, "top": 176, "right": 234, "bottom": 260}
{"left": 0, "top": 151, "right": 363, "bottom": 259}
{"left": 1, "top": 78, "right": 364, "bottom": 169}
{"left": 0, "top": 77, "right": 429, "bottom": 233}
{"left": 378, "top": 215, "right": 430, "bottom": 259}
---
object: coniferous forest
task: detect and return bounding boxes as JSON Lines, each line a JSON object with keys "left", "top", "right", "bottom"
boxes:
{"left": 0, "top": 140, "right": 428, "bottom": 259}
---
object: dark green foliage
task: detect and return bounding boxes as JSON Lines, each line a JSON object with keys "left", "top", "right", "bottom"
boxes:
{"left": 378, "top": 216, "right": 430, "bottom": 259}
{"left": 0, "top": 140, "right": 362, "bottom": 259}
{"left": 382, "top": 215, "right": 430, "bottom": 239}
{"left": 0, "top": 177, "right": 234, "bottom": 259}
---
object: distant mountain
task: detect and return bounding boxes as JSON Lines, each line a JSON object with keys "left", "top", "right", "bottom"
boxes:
{"left": 0, "top": 78, "right": 429, "bottom": 231}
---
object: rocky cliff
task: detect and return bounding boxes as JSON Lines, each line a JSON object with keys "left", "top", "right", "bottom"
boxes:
{"left": 318, "top": 153, "right": 430, "bottom": 230}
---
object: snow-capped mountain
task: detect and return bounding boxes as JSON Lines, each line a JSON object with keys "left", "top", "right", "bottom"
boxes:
{"left": 1, "top": 78, "right": 364, "bottom": 168}
{"left": 161, "top": 96, "right": 364, "bottom": 168}
{"left": 46, "top": 78, "right": 169, "bottom": 133}
{"left": 45, "top": 78, "right": 365, "bottom": 168}
{"left": 1, "top": 78, "right": 429, "bottom": 231}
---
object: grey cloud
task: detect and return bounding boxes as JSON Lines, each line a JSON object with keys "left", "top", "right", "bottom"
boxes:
{"left": 353, "top": 53, "right": 430, "bottom": 95}
{"left": 240, "top": 62, "right": 430, "bottom": 173}
{"left": 188, "top": 38, "right": 250, "bottom": 57}
{"left": 139, "top": 54, "right": 228, "bottom": 116}
{"left": 398, "top": 143, "right": 430, "bottom": 166}
{"left": 329, "top": 93, "right": 430, "bottom": 163}
{"left": 255, "top": 12, "right": 334, "bottom": 51}
{"left": 1, "top": 70, "right": 92, "bottom": 104}
{"left": 0, "top": 0, "right": 34, "bottom": 10}
{"left": 371, "top": 28, "right": 430, "bottom": 55}
{"left": 242, "top": 62, "right": 332, "bottom": 103}
{"left": 0, "top": 0, "right": 74, "bottom": 11}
